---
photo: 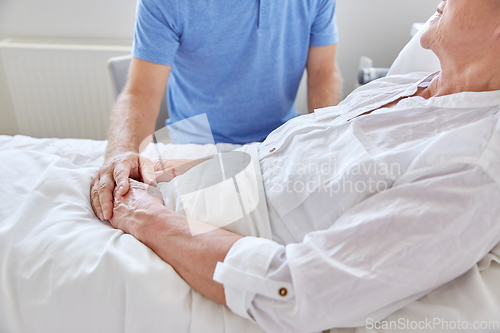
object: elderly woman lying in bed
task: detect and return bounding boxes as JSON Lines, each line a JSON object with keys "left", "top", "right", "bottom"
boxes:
{"left": 91, "top": 0, "right": 500, "bottom": 331}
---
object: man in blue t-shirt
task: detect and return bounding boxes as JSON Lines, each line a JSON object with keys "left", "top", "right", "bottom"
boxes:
{"left": 91, "top": 0, "right": 341, "bottom": 222}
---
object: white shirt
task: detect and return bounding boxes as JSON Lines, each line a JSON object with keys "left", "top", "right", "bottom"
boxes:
{"left": 213, "top": 72, "right": 500, "bottom": 333}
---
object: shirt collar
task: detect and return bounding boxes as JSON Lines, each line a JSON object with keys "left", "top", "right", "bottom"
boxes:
{"left": 409, "top": 71, "right": 500, "bottom": 109}
{"left": 316, "top": 72, "right": 500, "bottom": 122}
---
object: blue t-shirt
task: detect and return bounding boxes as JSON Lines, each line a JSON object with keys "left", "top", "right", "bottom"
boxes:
{"left": 133, "top": 0, "right": 338, "bottom": 144}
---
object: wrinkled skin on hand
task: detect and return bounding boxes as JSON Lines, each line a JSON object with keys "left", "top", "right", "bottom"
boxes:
{"left": 90, "top": 151, "right": 156, "bottom": 222}
{"left": 90, "top": 151, "right": 203, "bottom": 222}
{"left": 109, "top": 179, "right": 165, "bottom": 237}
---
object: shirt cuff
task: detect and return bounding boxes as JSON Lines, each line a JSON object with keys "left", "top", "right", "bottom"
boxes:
{"left": 310, "top": 32, "right": 339, "bottom": 47}
{"left": 131, "top": 47, "right": 175, "bottom": 66}
{"left": 213, "top": 236, "right": 294, "bottom": 321}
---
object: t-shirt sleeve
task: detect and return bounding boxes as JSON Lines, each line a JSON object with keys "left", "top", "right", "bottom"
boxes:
{"left": 132, "top": 0, "right": 180, "bottom": 66}
{"left": 310, "top": 0, "right": 339, "bottom": 47}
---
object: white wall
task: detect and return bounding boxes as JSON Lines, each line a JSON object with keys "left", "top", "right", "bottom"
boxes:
{"left": 0, "top": 0, "right": 136, "bottom": 40}
{"left": 0, "top": 0, "right": 440, "bottom": 119}
{"left": 336, "top": 0, "right": 440, "bottom": 95}
{"left": 0, "top": 61, "right": 17, "bottom": 135}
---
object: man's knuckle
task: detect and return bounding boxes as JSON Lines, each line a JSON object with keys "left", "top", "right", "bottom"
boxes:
{"left": 98, "top": 183, "right": 109, "bottom": 192}
{"left": 102, "top": 161, "right": 113, "bottom": 171}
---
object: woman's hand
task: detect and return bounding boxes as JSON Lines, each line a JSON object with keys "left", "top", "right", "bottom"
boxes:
{"left": 109, "top": 179, "right": 241, "bottom": 307}
{"left": 90, "top": 152, "right": 156, "bottom": 222}
{"left": 109, "top": 179, "right": 165, "bottom": 237}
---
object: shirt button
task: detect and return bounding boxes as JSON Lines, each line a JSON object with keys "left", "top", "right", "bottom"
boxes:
{"left": 279, "top": 288, "right": 287, "bottom": 297}
{"left": 269, "top": 148, "right": 276, "bottom": 153}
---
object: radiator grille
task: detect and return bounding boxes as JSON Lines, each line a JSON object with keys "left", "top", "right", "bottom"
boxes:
{"left": 5, "top": 37, "right": 133, "bottom": 49}
{"left": 0, "top": 37, "right": 132, "bottom": 139}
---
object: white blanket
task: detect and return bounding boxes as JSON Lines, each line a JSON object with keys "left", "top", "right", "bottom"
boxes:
{"left": 0, "top": 135, "right": 264, "bottom": 333}
{"left": 1, "top": 135, "right": 499, "bottom": 333}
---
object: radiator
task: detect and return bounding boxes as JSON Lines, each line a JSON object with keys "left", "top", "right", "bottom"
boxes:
{"left": 0, "top": 37, "right": 132, "bottom": 140}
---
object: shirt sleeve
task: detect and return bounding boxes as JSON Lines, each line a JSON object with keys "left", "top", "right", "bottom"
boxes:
{"left": 310, "top": 0, "right": 339, "bottom": 47}
{"left": 213, "top": 165, "right": 500, "bottom": 332}
{"left": 132, "top": 0, "right": 180, "bottom": 66}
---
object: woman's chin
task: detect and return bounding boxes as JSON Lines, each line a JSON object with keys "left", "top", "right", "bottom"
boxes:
{"left": 420, "top": 28, "right": 436, "bottom": 51}
{"left": 419, "top": 34, "right": 429, "bottom": 50}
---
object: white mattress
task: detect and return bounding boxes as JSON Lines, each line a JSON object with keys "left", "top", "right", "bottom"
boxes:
{"left": 1, "top": 135, "right": 499, "bottom": 333}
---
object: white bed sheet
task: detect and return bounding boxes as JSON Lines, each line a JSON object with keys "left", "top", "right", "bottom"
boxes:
{"left": 1, "top": 135, "right": 499, "bottom": 333}
{"left": 0, "top": 135, "right": 264, "bottom": 333}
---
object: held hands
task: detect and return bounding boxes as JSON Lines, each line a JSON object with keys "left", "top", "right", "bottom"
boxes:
{"left": 109, "top": 179, "right": 165, "bottom": 237}
{"left": 90, "top": 152, "right": 198, "bottom": 221}
{"left": 90, "top": 151, "right": 156, "bottom": 222}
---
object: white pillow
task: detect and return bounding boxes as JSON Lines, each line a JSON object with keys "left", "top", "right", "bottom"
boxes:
{"left": 388, "top": 14, "right": 441, "bottom": 76}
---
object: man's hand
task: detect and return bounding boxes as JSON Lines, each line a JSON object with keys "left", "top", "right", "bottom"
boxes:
{"left": 109, "top": 179, "right": 165, "bottom": 236}
{"left": 91, "top": 58, "right": 172, "bottom": 222}
{"left": 153, "top": 157, "right": 211, "bottom": 182}
{"left": 90, "top": 152, "right": 156, "bottom": 222}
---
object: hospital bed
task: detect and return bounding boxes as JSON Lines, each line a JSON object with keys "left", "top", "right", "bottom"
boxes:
{"left": 1, "top": 15, "right": 499, "bottom": 333}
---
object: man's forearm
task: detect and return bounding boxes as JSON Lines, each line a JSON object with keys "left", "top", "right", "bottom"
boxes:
{"left": 307, "top": 65, "right": 342, "bottom": 113}
{"left": 104, "top": 58, "right": 171, "bottom": 160}
{"left": 91, "top": 59, "right": 171, "bottom": 221}
{"left": 136, "top": 207, "right": 242, "bottom": 305}
{"left": 105, "top": 92, "right": 159, "bottom": 159}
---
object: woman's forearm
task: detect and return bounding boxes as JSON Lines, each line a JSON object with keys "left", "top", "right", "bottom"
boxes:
{"left": 136, "top": 207, "right": 243, "bottom": 305}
